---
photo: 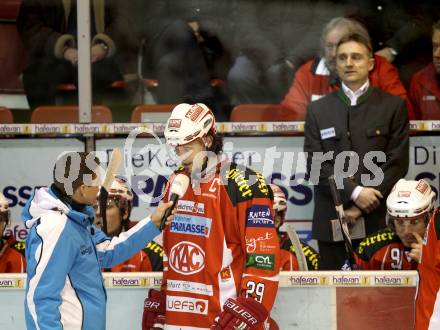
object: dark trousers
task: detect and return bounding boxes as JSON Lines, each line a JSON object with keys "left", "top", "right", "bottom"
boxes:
{"left": 23, "top": 57, "right": 123, "bottom": 109}
{"left": 318, "top": 240, "right": 361, "bottom": 270}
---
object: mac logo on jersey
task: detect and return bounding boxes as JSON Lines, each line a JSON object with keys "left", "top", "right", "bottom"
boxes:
{"left": 166, "top": 296, "right": 208, "bottom": 315}
{"left": 246, "top": 205, "right": 274, "bottom": 228}
{"left": 169, "top": 241, "right": 205, "bottom": 275}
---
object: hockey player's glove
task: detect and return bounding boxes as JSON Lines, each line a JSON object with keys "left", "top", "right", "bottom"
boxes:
{"left": 211, "top": 297, "right": 268, "bottom": 330}
{"left": 142, "top": 289, "right": 165, "bottom": 330}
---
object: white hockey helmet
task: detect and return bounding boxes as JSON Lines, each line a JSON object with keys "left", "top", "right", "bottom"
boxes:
{"left": 164, "top": 103, "right": 216, "bottom": 147}
{"left": 0, "top": 192, "right": 8, "bottom": 213}
{"left": 270, "top": 184, "right": 287, "bottom": 212}
{"left": 0, "top": 192, "right": 10, "bottom": 225}
{"left": 387, "top": 179, "right": 436, "bottom": 218}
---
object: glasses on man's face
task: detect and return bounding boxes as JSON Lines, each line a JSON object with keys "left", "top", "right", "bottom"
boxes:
{"left": 393, "top": 217, "right": 423, "bottom": 226}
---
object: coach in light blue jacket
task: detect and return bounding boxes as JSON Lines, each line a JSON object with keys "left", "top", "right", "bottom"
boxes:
{"left": 22, "top": 152, "right": 171, "bottom": 330}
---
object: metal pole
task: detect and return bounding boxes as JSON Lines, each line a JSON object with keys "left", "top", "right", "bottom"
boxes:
{"left": 77, "top": 0, "right": 92, "bottom": 123}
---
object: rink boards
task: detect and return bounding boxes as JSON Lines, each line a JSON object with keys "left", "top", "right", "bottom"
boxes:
{"left": 0, "top": 271, "right": 417, "bottom": 330}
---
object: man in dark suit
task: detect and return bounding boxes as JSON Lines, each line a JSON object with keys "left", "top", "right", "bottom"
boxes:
{"left": 304, "top": 33, "right": 409, "bottom": 270}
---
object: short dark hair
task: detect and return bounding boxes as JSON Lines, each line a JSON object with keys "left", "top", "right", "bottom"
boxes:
{"left": 53, "top": 152, "right": 100, "bottom": 196}
{"left": 337, "top": 33, "right": 373, "bottom": 57}
{"left": 434, "top": 19, "right": 440, "bottom": 33}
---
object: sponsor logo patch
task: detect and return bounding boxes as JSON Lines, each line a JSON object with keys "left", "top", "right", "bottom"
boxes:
{"left": 246, "top": 253, "right": 275, "bottom": 270}
{"left": 225, "top": 168, "right": 252, "bottom": 198}
{"left": 166, "top": 296, "right": 208, "bottom": 315}
{"left": 170, "top": 214, "right": 212, "bottom": 237}
{"left": 245, "top": 232, "right": 274, "bottom": 253}
{"left": 220, "top": 267, "right": 232, "bottom": 281}
{"left": 185, "top": 105, "right": 204, "bottom": 122}
{"left": 169, "top": 241, "right": 205, "bottom": 275}
{"left": 167, "top": 280, "right": 213, "bottom": 296}
{"left": 246, "top": 205, "right": 273, "bottom": 228}
{"left": 397, "top": 191, "right": 411, "bottom": 197}
{"left": 416, "top": 180, "right": 429, "bottom": 194}
{"left": 422, "top": 95, "right": 436, "bottom": 101}
{"left": 80, "top": 244, "right": 93, "bottom": 255}
{"left": 168, "top": 119, "right": 182, "bottom": 128}
{"left": 176, "top": 200, "right": 205, "bottom": 214}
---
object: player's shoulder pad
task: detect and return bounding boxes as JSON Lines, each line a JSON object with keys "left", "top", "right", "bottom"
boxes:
{"left": 143, "top": 241, "right": 164, "bottom": 271}
{"left": 11, "top": 240, "right": 26, "bottom": 257}
{"left": 356, "top": 228, "right": 400, "bottom": 261}
{"left": 281, "top": 237, "right": 320, "bottom": 270}
{"left": 220, "top": 162, "right": 272, "bottom": 205}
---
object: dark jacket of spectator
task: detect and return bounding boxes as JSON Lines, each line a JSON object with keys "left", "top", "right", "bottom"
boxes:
{"left": 16, "top": 0, "right": 122, "bottom": 109}
{"left": 17, "top": 0, "right": 117, "bottom": 63}
{"left": 232, "top": 0, "right": 317, "bottom": 73}
{"left": 304, "top": 87, "right": 409, "bottom": 243}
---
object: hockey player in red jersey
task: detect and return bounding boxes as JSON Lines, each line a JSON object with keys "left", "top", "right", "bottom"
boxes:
{"left": 95, "top": 177, "right": 162, "bottom": 272}
{"left": 0, "top": 192, "right": 26, "bottom": 273}
{"left": 355, "top": 179, "right": 435, "bottom": 270}
{"left": 415, "top": 193, "right": 440, "bottom": 328}
{"left": 142, "top": 103, "right": 280, "bottom": 330}
{"left": 270, "top": 184, "right": 319, "bottom": 271}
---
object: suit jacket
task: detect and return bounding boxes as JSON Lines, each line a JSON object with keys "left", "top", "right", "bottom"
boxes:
{"left": 304, "top": 86, "right": 409, "bottom": 241}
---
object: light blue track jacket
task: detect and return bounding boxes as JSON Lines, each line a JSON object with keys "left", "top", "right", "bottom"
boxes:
{"left": 22, "top": 186, "right": 160, "bottom": 330}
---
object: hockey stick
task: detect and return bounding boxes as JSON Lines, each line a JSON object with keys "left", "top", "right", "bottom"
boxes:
{"left": 328, "top": 175, "right": 358, "bottom": 269}
{"left": 99, "top": 148, "right": 122, "bottom": 235}
{"left": 285, "top": 224, "right": 308, "bottom": 271}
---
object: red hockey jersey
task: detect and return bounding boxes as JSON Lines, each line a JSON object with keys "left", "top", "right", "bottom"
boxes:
{"left": 279, "top": 234, "right": 320, "bottom": 271}
{"left": 161, "top": 162, "right": 280, "bottom": 329}
{"left": 409, "top": 63, "right": 440, "bottom": 120}
{"left": 415, "top": 209, "right": 440, "bottom": 330}
{"left": 0, "top": 238, "right": 26, "bottom": 273}
{"left": 354, "top": 228, "right": 418, "bottom": 270}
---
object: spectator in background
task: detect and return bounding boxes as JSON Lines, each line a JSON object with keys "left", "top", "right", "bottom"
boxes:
{"left": 271, "top": 184, "right": 320, "bottom": 271}
{"left": 227, "top": 0, "right": 317, "bottom": 105}
{"left": 347, "top": 0, "right": 434, "bottom": 87}
{"left": 166, "top": 0, "right": 234, "bottom": 120}
{"left": 281, "top": 17, "right": 415, "bottom": 120}
{"left": 16, "top": 0, "right": 124, "bottom": 109}
{"left": 409, "top": 20, "right": 440, "bottom": 119}
{"left": 166, "top": 0, "right": 234, "bottom": 83}
{"left": 113, "top": 0, "right": 229, "bottom": 120}
{"left": 0, "top": 192, "right": 25, "bottom": 273}
{"left": 94, "top": 176, "right": 163, "bottom": 272}
{"left": 304, "top": 33, "right": 409, "bottom": 269}
{"left": 354, "top": 179, "right": 433, "bottom": 270}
